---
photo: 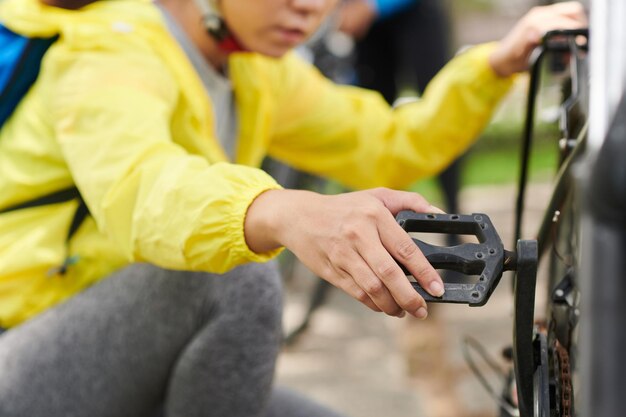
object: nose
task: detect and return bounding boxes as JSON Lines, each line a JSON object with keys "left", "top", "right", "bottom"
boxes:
{"left": 289, "top": 0, "right": 328, "bottom": 14}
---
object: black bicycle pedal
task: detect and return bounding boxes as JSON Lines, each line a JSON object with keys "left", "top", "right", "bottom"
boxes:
{"left": 395, "top": 211, "right": 516, "bottom": 306}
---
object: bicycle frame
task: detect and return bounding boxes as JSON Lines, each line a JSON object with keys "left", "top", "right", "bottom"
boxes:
{"left": 408, "top": 30, "right": 591, "bottom": 417}
{"left": 512, "top": 29, "right": 589, "bottom": 417}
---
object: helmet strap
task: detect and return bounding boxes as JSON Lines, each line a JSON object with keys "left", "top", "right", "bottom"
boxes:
{"left": 193, "top": 0, "right": 246, "bottom": 53}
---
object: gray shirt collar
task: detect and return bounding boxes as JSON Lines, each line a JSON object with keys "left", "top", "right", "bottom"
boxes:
{"left": 156, "top": 3, "right": 239, "bottom": 160}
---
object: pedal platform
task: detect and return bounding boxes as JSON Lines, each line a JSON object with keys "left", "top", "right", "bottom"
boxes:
{"left": 395, "top": 211, "right": 517, "bottom": 306}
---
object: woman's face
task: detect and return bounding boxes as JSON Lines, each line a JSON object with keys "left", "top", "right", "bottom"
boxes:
{"left": 220, "top": 0, "right": 338, "bottom": 57}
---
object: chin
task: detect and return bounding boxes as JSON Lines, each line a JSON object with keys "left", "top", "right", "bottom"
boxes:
{"left": 266, "top": 49, "right": 291, "bottom": 58}
{"left": 245, "top": 38, "right": 302, "bottom": 58}
{"left": 255, "top": 47, "right": 292, "bottom": 59}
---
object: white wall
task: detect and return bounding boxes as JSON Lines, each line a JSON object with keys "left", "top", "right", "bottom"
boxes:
{"left": 588, "top": 0, "right": 626, "bottom": 148}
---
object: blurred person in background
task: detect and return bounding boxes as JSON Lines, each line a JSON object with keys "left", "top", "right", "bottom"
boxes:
{"left": 339, "top": 0, "right": 451, "bottom": 105}
{"left": 0, "top": 0, "right": 586, "bottom": 416}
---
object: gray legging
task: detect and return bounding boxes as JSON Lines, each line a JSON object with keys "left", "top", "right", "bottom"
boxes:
{"left": 0, "top": 262, "right": 344, "bottom": 417}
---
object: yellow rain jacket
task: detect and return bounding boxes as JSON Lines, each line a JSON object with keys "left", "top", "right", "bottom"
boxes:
{"left": 0, "top": 0, "right": 513, "bottom": 327}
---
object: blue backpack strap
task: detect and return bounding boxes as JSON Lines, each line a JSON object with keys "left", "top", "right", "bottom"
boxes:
{"left": 0, "top": 24, "right": 58, "bottom": 126}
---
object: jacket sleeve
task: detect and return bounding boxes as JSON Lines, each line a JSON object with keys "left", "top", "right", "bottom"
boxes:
{"left": 269, "top": 43, "right": 515, "bottom": 190}
{"left": 48, "top": 47, "right": 282, "bottom": 273}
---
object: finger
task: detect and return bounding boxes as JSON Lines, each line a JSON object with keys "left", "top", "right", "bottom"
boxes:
{"left": 378, "top": 213, "right": 445, "bottom": 299}
{"left": 307, "top": 251, "right": 382, "bottom": 313}
{"left": 331, "top": 267, "right": 382, "bottom": 313}
{"left": 338, "top": 255, "right": 405, "bottom": 317}
{"left": 537, "top": 16, "right": 588, "bottom": 32}
{"left": 356, "top": 235, "right": 428, "bottom": 319}
{"left": 524, "top": 16, "right": 588, "bottom": 47}
{"left": 547, "top": 1, "right": 587, "bottom": 20}
{"left": 369, "top": 188, "right": 441, "bottom": 216}
{"left": 429, "top": 205, "right": 446, "bottom": 214}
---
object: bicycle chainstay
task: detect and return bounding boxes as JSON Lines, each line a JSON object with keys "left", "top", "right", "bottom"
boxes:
{"left": 395, "top": 211, "right": 517, "bottom": 306}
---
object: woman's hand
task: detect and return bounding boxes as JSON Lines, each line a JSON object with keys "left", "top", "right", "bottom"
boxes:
{"left": 245, "top": 187, "right": 445, "bottom": 319}
{"left": 489, "top": 1, "right": 588, "bottom": 77}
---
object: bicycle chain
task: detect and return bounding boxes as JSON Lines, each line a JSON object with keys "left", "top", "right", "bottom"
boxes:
{"left": 554, "top": 340, "right": 573, "bottom": 417}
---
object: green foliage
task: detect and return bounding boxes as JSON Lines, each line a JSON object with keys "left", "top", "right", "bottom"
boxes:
{"left": 452, "top": 0, "right": 496, "bottom": 13}
{"left": 409, "top": 119, "right": 561, "bottom": 206}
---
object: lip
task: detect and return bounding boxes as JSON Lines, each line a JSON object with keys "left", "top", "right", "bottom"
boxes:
{"left": 274, "top": 27, "right": 307, "bottom": 44}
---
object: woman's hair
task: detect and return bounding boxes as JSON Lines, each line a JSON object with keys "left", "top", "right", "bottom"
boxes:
{"left": 42, "top": 0, "right": 98, "bottom": 10}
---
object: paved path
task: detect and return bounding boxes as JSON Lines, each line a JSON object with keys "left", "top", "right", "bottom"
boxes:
{"left": 275, "top": 181, "right": 552, "bottom": 417}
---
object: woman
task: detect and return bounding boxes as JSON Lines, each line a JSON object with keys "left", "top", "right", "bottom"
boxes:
{"left": 0, "top": 0, "right": 586, "bottom": 415}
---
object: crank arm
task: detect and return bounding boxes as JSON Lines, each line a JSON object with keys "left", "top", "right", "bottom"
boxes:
{"left": 395, "top": 212, "right": 539, "bottom": 415}
{"left": 395, "top": 211, "right": 516, "bottom": 306}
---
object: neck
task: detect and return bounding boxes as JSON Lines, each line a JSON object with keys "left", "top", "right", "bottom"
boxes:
{"left": 158, "top": 0, "right": 229, "bottom": 72}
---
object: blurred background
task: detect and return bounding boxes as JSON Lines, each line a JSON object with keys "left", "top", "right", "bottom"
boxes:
{"left": 270, "top": 0, "right": 571, "bottom": 416}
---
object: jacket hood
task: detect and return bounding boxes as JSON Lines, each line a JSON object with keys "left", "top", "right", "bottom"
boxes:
{"left": 0, "top": 0, "right": 158, "bottom": 38}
